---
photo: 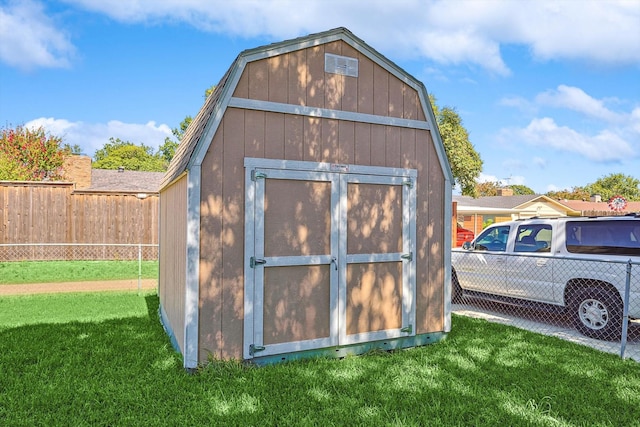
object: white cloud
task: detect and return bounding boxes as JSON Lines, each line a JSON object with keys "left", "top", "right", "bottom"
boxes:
{"left": 0, "top": 0, "right": 75, "bottom": 70}
{"left": 24, "top": 118, "right": 172, "bottom": 156}
{"left": 59, "top": 0, "right": 639, "bottom": 74}
{"left": 477, "top": 172, "right": 499, "bottom": 183}
{"left": 500, "top": 117, "right": 635, "bottom": 162}
{"left": 535, "top": 85, "right": 624, "bottom": 123}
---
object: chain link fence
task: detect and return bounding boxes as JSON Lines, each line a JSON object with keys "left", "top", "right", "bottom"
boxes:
{"left": 452, "top": 250, "right": 639, "bottom": 361}
{"left": 0, "top": 243, "right": 158, "bottom": 262}
{"left": 0, "top": 243, "right": 159, "bottom": 292}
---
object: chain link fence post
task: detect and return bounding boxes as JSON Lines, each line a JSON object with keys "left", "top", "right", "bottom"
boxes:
{"left": 620, "top": 260, "right": 632, "bottom": 359}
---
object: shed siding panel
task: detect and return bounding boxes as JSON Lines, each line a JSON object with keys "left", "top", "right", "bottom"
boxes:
{"left": 306, "top": 45, "right": 325, "bottom": 109}
{"left": 284, "top": 115, "right": 304, "bottom": 160}
{"left": 221, "top": 110, "right": 246, "bottom": 359}
{"left": 357, "top": 54, "right": 375, "bottom": 115}
{"left": 248, "top": 60, "right": 269, "bottom": 101}
{"left": 354, "top": 122, "right": 371, "bottom": 165}
{"left": 388, "top": 75, "right": 404, "bottom": 119}
{"left": 341, "top": 43, "right": 359, "bottom": 112}
{"left": 415, "top": 130, "right": 445, "bottom": 333}
{"left": 159, "top": 175, "right": 188, "bottom": 355}
{"left": 425, "top": 133, "right": 446, "bottom": 332}
{"left": 373, "top": 64, "right": 389, "bottom": 117}
{"left": 267, "top": 55, "right": 288, "bottom": 104}
{"left": 265, "top": 112, "right": 285, "bottom": 159}
{"left": 287, "top": 49, "right": 307, "bottom": 106}
{"left": 199, "top": 125, "right": 225, "bottom": 360}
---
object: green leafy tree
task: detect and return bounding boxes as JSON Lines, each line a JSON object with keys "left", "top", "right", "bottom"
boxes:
{"left": 430, "top": 95, "right": 483, "bottom": 196}
{"left": 0, "top": 125, "right": 67, "bottom": 181}
{"left": 92, "top": 138, "right": 166, "bottom": 172}
{"left": 510, "top": 184, "right": 535, "bottom": 195}
{"left": 545, "top": 186, "right": 591, "bottom": 201}
{"left": 585, "top": 173, "right": 640, "bottom": 202}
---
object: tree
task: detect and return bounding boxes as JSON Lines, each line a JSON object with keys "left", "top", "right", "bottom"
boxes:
{"left": 585, "top": 173, "right": 640, "bottom": 202}
{"left": 158, "top": 115, "right": 192, "bottom": 164}
{"left": 92, "top": 138, "right": 166, "bottom": 172}
{"left": 0, "top": 125, "right": 67, "bottom": 181}
{"left": 159, "top": 85, "right": 215, "bottom": 165}
{"left": 476, "top": 181, "right": 500, "bottom": 197}
{"left": 545, "top": 186, "right": 590, "bottom": 201}
{"left": 510, "top": 184, "right": 535, "bottom": 195}
{"left": 430, "top": 95, "right": 483, "bottom": 196}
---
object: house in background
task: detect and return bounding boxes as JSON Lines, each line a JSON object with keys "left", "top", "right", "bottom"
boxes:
{"left": 455, "top": 188, "right": 640, "bottom": 236}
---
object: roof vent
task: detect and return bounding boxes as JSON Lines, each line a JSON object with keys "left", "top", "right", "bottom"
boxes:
{"left": 325, "top": 53, "right": 358, "bottom": 77}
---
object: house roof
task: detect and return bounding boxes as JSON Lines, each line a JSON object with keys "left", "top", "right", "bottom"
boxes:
{"left": 558, "top": 199, "right": 640, "bottom": 214}
{"left": 160, "top": 26, "right": 453, "bottom": 190}
{"left": 453, "top": 194, "right": 540, "bottom": 209}
{"left": 84, "top": 169, "right": 164, "bottom": 193}
{"left": 454, "top": 194, "right": 640, "bottom": 216}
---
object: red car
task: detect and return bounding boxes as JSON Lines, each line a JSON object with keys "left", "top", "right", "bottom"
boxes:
{"left": 456, "top": 225, "right": 474, "bottom": 247}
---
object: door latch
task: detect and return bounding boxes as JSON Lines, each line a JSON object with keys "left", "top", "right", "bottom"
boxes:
{"left": 250, "top": 257, "right": 267, "bottom": 268}
{"left": 249, "top": 344, "right": 266, "bottom": 355}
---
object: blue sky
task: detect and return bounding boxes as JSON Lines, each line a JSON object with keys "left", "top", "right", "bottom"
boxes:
{"left": 1, "top": 0, "right": 639, "bottom": 194}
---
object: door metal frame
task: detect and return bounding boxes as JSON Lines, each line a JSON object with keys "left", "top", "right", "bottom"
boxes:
{"left": 244, "top": 158, "right": 417, "bottom": 360}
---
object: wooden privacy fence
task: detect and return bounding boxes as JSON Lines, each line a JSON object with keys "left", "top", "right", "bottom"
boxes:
{"left": 0, "top": 181, "right": 159, "bottom": 260}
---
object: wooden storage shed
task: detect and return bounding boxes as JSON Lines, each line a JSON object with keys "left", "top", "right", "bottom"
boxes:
{"left": 159, "top": 27, "right": 453, "bottom": 368}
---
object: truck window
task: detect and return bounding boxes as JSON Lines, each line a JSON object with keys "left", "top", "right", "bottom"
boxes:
{"left": 515, "top": 224, "right": 552, "bottom": 253}
{"left": 474, "top": 225, "right": 510, "bottom": 252}
{"left": 566, "top": 220, "right": 640, "bottom": 256}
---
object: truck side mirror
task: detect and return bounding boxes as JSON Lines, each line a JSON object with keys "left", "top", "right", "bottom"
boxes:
{"left": 462, "top": 241, "right": 473, "bottom": 250}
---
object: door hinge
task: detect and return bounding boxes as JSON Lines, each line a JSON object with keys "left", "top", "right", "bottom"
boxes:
{"left": 403, "top": 179, "right": 414, "bottom": 188}
{"left": 250, "top": 257, "right": 267, "bottom": 268}
{"left": 401, "top": 252, "right": 413, "bottom": 261}
{"left": 251, "top": 170, "right": 267, "bottom": 181}
{"left": 249, "top": 344, "right": 266, "bottom": 356}
{"left": 401, "top": 325, "right": 413, "bottom": 334}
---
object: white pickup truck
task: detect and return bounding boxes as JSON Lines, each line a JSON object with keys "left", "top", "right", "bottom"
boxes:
{"left": 452, "top": 215, "right": 640, "bottom": 340}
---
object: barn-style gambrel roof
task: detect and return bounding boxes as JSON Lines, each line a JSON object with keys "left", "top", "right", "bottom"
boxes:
{"left": 161, "top": 27, "right": 453, "bottom": 189}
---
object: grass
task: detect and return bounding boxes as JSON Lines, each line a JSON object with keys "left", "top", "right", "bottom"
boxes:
{"left": 0, "top": 260, "right": 159, "bottom": 284}
{"left": 1, "top": 292, "right": 640, "bottom": 426}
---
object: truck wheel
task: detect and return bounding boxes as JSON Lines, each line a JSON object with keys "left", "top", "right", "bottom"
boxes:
{"left": 452, "top": 270, "right": 463, "bottom": 304}
{"left": 571, "top": 287, "right": 623, "bottom": 341}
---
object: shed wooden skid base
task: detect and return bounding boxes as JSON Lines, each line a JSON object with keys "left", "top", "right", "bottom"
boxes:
{"left": 158, "top": 27, "right": 453, "bottom": 368}
{"left": 248, "top": 332, "right": 447, "bottom": 366}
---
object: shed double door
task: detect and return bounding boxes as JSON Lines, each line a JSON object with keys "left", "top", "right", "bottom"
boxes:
{"left": 244, "top": 160, "right": 416, "bottom": 360}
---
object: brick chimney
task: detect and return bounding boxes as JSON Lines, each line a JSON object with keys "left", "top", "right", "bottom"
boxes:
{"left": 62, "top": 155, "right": 92, "bottom": 189}
{"left": 497, "top": 187, "right": 513, "bottom": 196}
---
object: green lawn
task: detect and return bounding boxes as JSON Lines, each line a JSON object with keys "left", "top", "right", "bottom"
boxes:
{"left": 0, "top": 260, "right": 159, "bottom": 284}
{"left": 1, "top": 292, "right": 639, "bottom": 426}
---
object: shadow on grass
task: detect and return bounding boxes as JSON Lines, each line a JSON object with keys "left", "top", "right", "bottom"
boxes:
{"left": 1, "top": 294, "right": 639, "bottom": 426}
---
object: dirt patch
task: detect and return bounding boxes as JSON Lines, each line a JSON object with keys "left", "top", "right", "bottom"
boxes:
{"left": 0, "top": 279, "right": 157, "bottom": 296}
